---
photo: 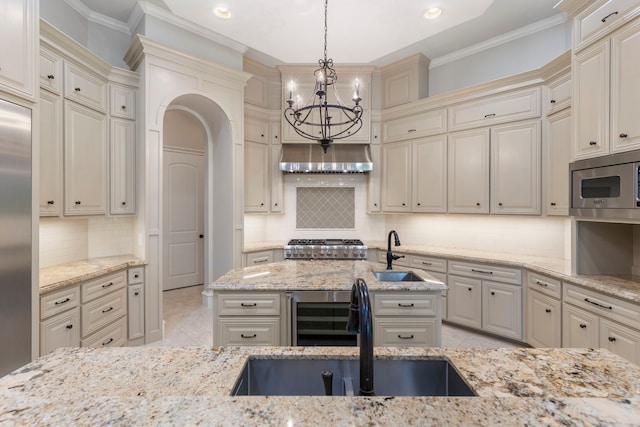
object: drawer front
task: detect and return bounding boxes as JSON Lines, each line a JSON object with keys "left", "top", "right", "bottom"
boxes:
{"left": 448, "top": 260, "right": 522, "bottom": 285}
{"left": 574, "top": 0, "right": 640, "bottom": 51}
{"left": 448, "top": 87, "right": 541, "bottom": 131}
{"left": 109, "top": 85, "right": 136, "bottom": 119}
{"left": 127, "top": 267, "right": 144, "bottom": 285}
{"left": 218, "top": 318, "right": 280, "bottom": 346}
{"left": 81, "top": 316, "right": 128, "bottom": 348}
{"left": 409, "top": 255, "right": 447, "bottom": 273}
{"left": 81, "top": 270, "right": 127, "bottom": 303}
{"left": 527, "top": 271, "right": 562, "bottom": 299}
{"left": 40, "top": 307, "right": 80, "bottom": 356}
{"left": 383, "top": 109, "right": 447, "bottom": 142}
{"left": 217, "top": 293, "right": 281, "bottom": 316}
{"left": 374, "top": 318, "right": 436, "bottom": 347}
{"left": 41, "top": 286, "right": 80, "bottom": 320}
{"left": 546, "top": 74, "right": 571, "bottom": 115}
{"left": 599, "top": 317, "right": 640, "bottom": 365}
{"left": 563, "top": 283, "right": 640, "bottom": 330}
{"left": 246, "top": 250, "right": 273, "bottom": 266}
{"left": 64, "top": 62, "right": 107, "bottom": 112}
{"left": 81, "top": 288, "right": 127, "bottom": 337}
{"left": 373, "top": 293, "right": 437, "bottom": 316}
{"left": 39, "top": 47, "right": 62, "bottom": 94}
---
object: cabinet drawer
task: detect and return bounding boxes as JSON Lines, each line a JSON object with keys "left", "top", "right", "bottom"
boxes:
{"left": 64, "top": 62, "right": 107, "bottom": 112}
{"left": 574, "top": 0, "right": 640, "bottom": 51}
{"left": 81, "top": 270, "right": 127, "bottom": 303}
{"left": 600, "top": 317, "right": 640, "bottom": 365}
{"left": 527, "top": 271, "right": 562, "bottom": 299}
{"left": 39, "top": 47, "right": 62, "bottom": 94}
{"left": 383, "top": 109, "right": 447, "bottom": 142}
{"left": 127, "top": 267, "right": 144, "bottom": 285}
{"left": 109, "top": 85, "right": 136, "bottom": 119}
{"left": 218, "top": 318, "right": 280, "bottom": 345}
{"left": 81, "top": 316, "right": 128, "bottom": 348}
{"left": 217, "top": 293, "right": 280, "bottom": 316}
{"left": 374, "top": 318, "right": 436, "bottom": 347}
{"left": 448, "top": 87, "right": 541, "bottom": 131}
{"left": 81, "top": 288, "right": 127, "bottom": 337}
{"left": 409, "top": 255, "right": 447, "bottom": 273}
{"left": 40, "top": 307, "right": 80, "bottom": 356}
{"left": 246, "top": 250, "right": 273, "bottom": 266}
{"left": 373, "top": 293, "right": 437, "bottom": 316}
{"left": 41, "top": 286, "right": 80, "bottom": 320}
{"left": 546, "top": 74, "right": 571, "bottom": 115}
{"left": 448, "top": 260, "right": 522, "bottom": 285}
{"left": 563, "top": 283, "right": 640, "bottom": 330}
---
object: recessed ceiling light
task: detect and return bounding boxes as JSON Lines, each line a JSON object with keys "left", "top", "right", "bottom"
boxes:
{"left": 424, "top": 7, "right": 442, "bottom": 19}
{"left": 214, "top": 7, "right": 231, "bottom": 19}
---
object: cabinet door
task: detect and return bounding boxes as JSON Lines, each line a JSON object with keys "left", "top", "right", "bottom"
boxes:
{"left": 64, "top": 101, "right": 108, "bottom": 215}
{"left": 383, "top": 109, "right": 447, "bottom": 142}
{"left": 448, "top": 128, "right": 490, "bottom": 213}
{"left": 447, "top": 275, "right": 482, "bottom": 329}
{"left": 546, "top": 74, "right": 571, "bottom": 115}
{"left": 412, "top": 135, "right": 447, "bottom": 212}
{"left": 128, "top": 284, "right": 144, "bottom": 341}
{"left": 526, "top": 290, "right": 561, "bottom": 348}
{"left": 270, "top": 144, "right": 284, "bottom": 212}
{"left": 610, "top": 19, "right": 640, "bottom": 154}
{"left": 39, "top": 47, "right": 63, "bottom": 94}
{"left": 573, "top": 39, "right": 610, "bottom": 160}
{"left": 574, "top": 0, "right": 640, "bottom": 51}
{"left": 367, "top": 144, "right": 381, "bottom": 212}
{"left": 110, "top": 119, "right": 136, "bottom": 215}
{"left": 490, "top": 120, "right": 541, "bottom": 215}
{"left": 482, "top": 281, "right": 522, "bottom": 340}
{"left": 39, "top": 90, "right": 63, "bottom": 216}
{"left": 381, "top": 141, "right": 411, "bottom": 212}
{"left": 244, "top": 140, "right": 269, "bottom": 212}
{"left": 544, "top": 109, "right": 572, "bottom": 215}
{"left": 0, "top": 0, "right": 37, "bottom": 99}
{"left": 600, "top": 318, "right": 640, "bottom": 365}
{"left": 562, "top": 303, "right": 599, "bottom": 348}
{"left": 109, "top": 85, "right": 136, "bottom": 120}
{"left": 40, "top": 307, "right": 80, "bottom": 356}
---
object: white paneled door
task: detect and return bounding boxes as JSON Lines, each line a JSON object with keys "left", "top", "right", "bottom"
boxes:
{"left": 163, "top": 150, "right": 205, "bottom": 290}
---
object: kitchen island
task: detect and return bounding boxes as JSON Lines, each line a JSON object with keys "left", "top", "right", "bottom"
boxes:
{"left": 209, "top": 260, "right": 447, "bottom": 347}
{"left": 1, "top": 345, "right": 639, "bottom": 425}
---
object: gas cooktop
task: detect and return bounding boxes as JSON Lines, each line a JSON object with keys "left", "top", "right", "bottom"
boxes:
{"left": 286, "top": 239, "right": 365, "bottom": 246}
{"left": 284, "top": 239, "right": 367, "bottom": 260}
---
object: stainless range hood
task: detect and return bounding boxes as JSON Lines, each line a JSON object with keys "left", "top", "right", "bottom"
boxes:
{"left": 279, "top": 143, "right": 373, "bottom": 173}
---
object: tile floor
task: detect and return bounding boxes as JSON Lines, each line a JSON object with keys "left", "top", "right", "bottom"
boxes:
{"left": 148, "top": 285, "right": 523, "bottom": 349}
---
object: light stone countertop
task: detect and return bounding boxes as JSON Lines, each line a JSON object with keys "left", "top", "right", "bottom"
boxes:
{"left": 210, "top": 260, "right": 447, "bottom": 292}
{"left": 39, "top": 255, "right": 146, "bottom": 295}
{"left": 1, "top": 346, "right": 640, "bottom": 425}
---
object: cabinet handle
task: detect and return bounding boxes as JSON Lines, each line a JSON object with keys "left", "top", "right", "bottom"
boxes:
{"left": 241, "top": 334, "right": 257, "bottom": 339}
{"left": 408, "top": 129, "right": 416, "bottom": 133}
{"left": 102, "top": 338, "right": 114, "bottom": 346}
{"left": 398, "top": 303, "right": 414, "bottom": 308}
{"left": 397, "top": 334, "right": 414, "bottom": 340}
{"left": 584, "top": 298, "right": 612, "bottom": 310}
{"left": 550, "top": 99, "right": 556, "bottom": 104}
{"left": 47, "top": 200, "right": 55, "bottom": 205}
{"left": 550, "top": 202, "right": 556, "bottom": 206}
{"left": 134, "top": 291, "right": 139, "bottom": 296}
{"left": 134, "top": 274, "right": 139, "bottom": 278}
{"left": 199, "top": 234, "right": 204, "bottom": 238}
{"left": 601, "top": 11, "right": 618, "bottom": 22}
{"left": 75, "top": 201, "right": 81, "bottom": 205}
{"left": 545, "top": 308, "right": 552, "bottom": 313}
{"left": 589, "top": 141, "right": 597, "bottom": 146}
{"left": 66, "top": 324, "right": 73, "bottom": 329}
{"left": 102, "top": 306, "right": 114, "bottom": 313}
{"left": 102, "top": 282, "right": 114, "bottom": 288}
{"left": 74, "top": 87, "right": 81, "bottom": 92}
{"left": 608, "top": 336, "right": 617, "bottom": 342}
{"left": 498, "top": 202, "right": 503, "bottom": 206}
{"left": 535, "top": 280, "right": 549, "bottom": 288}
{"left": 484, "top": 113, "right": 496, "bottom": 118}
{"left": 619, "top": 133, "right": 628, "bottom": 138}
{"left": 471, "top": 268, "right": 493, "bottom": 275}
{"left": 47, "top": 74, "right": 55, "bottom": 80}
{"left": 422, "top": 261, "right": 432, "bottom": 266}
{"left": 241, "top": 303, "right": 257, "bottom": 307}
{"left": 579, "top": 323, "right": 587, "bottom": 329}
{"left": 55, "top": 298, "right": 70, "bottom": 305}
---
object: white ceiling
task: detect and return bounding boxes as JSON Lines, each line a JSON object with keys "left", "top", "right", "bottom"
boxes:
{"left": 74, "top": 0, "right": 565, "bottom": 66}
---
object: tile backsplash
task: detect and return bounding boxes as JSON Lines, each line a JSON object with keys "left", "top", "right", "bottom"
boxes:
{"left": 296, "top": 187, "right": 355, "bottom": 229}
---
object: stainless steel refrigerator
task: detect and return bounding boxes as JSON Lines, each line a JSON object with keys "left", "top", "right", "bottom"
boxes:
{"left": 0, "top": 98, "right": 32, "bottom": 376}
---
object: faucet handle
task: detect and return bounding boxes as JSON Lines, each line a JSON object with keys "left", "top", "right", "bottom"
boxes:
{"left": 321, "top": 370, "right": 333, "bottom": 396}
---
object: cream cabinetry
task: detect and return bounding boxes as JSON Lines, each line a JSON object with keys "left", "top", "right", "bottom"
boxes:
{"left": 447, "top": 260, "right": 523, "bottom": 340}
{"left": 109, "top": 119, "right": 136, "bottom": 215}
{"left": 63, "top": 62, "right": 107, "bottom": 113}
{"left": 270, "top": 143, "right": 284, "bottom": 213}
{"left": 545, "top": 73, "right": 572, "bottom": 115}
{"left": 244, "top": 139, "right": 270, "bottom": 213}
{"left": 39, "top": 46, "right": 62, "bottom": 95}
{"left": 214, "top": 292, "right": 282, "bottom": 346}
{"left": 526, "top": 272, "right": 562, "bottom": 348}
{"left": 448, "top": 128, "right": 490, "bottom": 213}
{"left": 0, "top": 0, "right": 37, "bottom": 100}
{"left": 127, "top": 266, "right": 145, "bottom": 344}
{"left": 544, "top": 108, "right": 572, "bottom": 215}
{"left": 367, "top": 143, "right": 382, "bottom": 212}
{"left": 40, "top": 307, "right": 80, "bottom": 356}
{"left": 244, "top": 249, "right": 285, "bottom": 266}
{"left": 381, "top": 141, "right": 411, "bottom": 212}
{"left": 38, "top": 89, "right": 63, "bottom": 216}
{"left": 109, "top": 84, "right": 136, "bottom": 120}
{"left": 573, "top": 0, "right": 640, "bottom": 52}
{"left": 382, "top": 109, "right": 447, "bottom": 143}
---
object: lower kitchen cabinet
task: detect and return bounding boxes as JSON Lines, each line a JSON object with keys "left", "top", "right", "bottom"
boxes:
{"left": 600, "top": 318, "right": 640, "bottom": 365}
{"left": 482, "top": 281, "right": 522, "bottom": 340}
{"left": 218, "top": 318, "right": 280, "bottom": 346}
{"left": 373, "top": 318, "right": 437, "bottom": 347}
{"left": 562, "top": 303, "right": 601, "bottom": 348}
{"left": 244, "top": 249, "right": 285, "bottom": 267}
{"left": 40, "top": 307, "right": 80, "bottom": 356}
{"left": 526, "top": 290, "right": 562, "bottom": 348}
{"left": 446, "top": 276, "right": 482, "bottom": 330}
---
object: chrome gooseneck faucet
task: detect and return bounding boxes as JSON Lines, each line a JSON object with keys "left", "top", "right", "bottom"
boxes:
{"left": 386, "top": 230, "right": 404, "bottom": 270}
{"left": 346, "top": 278, "right": 374, "bottom": 396}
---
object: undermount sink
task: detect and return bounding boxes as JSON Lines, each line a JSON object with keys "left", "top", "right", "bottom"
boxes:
{"left": 373, "top": 271, "right": 425, "bottom": 282}
{"left": 231, "top": 358, "right": 476, "bottom": 397}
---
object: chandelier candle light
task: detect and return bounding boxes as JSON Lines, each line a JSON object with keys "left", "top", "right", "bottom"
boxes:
{"left": 284, "top": 0, "right": 364, "bottom": 153}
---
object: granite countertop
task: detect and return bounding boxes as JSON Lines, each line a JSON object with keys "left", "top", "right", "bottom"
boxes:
{"left": 210, "top": 260, "right": 447, "bottom": 292}
{"left": 39, "top": 255, "right": 146, "bottom": 295}
{"left": 1, "top": 346, "right": 639, "bottom": 425}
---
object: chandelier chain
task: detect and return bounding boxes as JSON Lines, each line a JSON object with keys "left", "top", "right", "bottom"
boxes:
{"left": 323, "top": 0, "right": 328, "bottom": 63}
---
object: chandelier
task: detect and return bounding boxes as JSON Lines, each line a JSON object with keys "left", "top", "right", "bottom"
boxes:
{"left": 284, "top": 0, "right": 363, "bottom": 153}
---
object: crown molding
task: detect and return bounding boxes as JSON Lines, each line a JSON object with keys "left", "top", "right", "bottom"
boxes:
{"left": 63, "top": 0, "right": 131, "bottom": 34}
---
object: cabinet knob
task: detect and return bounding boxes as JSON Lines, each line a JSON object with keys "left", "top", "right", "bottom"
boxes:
{"left": 121, "top": 201, "right": 126, "bottom": 205}
{"left": 550, "top": 99, "right": 556, "bottom": 104}
{"left": 490, "top": 291, "right": 495, "bottom": 296}
{"left": 619, "top": 133, "right": 628, "bottom": 138}
{"left": 608, "top": 336, "right": 617, "bottom": 342}
{"left": 374, "top": 203, "right": 377, "bottom": 207}
{"left": 402, "top": 203, "right": 406, "bottom": 206}
{"left": 260, "top": 203, "right": 264, "bottom": 206}
{"left": 274, "top": 203, "right": 278, "bottom": 207}
{"left": 47, "top": 200, "right": 55, "bottom": 205}
{"left": 74, "top": 87, "right": 81, "bottom": 92}
{"left": 467, "top": 288, "right": 472, "bottom": 291}
{"left": 550, "top": 202, "right": 556, "bottom": 206}
{"left": 199, "top": 234, "right": 204, "bottom": 238}
{"left": 134, "top": 291, "right": 139, "bottom": 296}
{"left": 545, "top": 308, "right": 552, "bottom": 313}
{"left": 75, "top": 201, "right": 81, "bottom": 205}
{"left": 476, "top": 202, "right": 480, "bottom": 207}
{"left": 121, "top": 105, "right": 126, "bottom": 110}
{"left": 589, "top": 141, "right": 597, "bottom": 146}
{"left": 601, "top": 10, "right": 619, "bottom": 22}
{"left": 47, "top": 74, "right": 55, "bottom": 80}
{"left": 417, "top": 202, "right": 421, "bottom": 206}
{"left": 498, "top": 202, "right": 503, "bottom": 206}
{"left": 579, "top": 323, "right": 587, "bottom": 329}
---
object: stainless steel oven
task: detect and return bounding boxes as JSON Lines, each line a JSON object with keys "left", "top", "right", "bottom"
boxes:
{"left": 289, "top": 290, "right": 356, "bottom": 346}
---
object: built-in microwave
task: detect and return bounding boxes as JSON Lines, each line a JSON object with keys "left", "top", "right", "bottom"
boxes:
{"left": 570, "top": 150, "right": 640, "bottom": 220}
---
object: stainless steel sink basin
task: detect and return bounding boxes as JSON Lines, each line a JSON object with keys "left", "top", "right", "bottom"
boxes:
{"left": 231, "top": 358, "right": 476, "bottom": 396}
{"left": 373, "top": 271, "right": 424, "bottom": 282}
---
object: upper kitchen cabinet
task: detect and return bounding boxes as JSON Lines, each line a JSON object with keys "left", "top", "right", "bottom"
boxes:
{"left": 39, "top": 46, "right": 63, "bottom": 95}
{"left": 64, "top": 62, "right": 107, "bottom": 113}
{"left": 109, "top": 84, "right": 136, "bottom": 120}
{"left": 379, "top": 54, "right": 430, "bottom": 109}
{"left": 382, "top": 108, "right": 447, "bottom": 143}
{"left": 544, "top": 108, "right": 572, "bottom": 216}
{"left": 109, "top": 119, "right": 136, "bottom": 215}
{"left": 381, "top": 141, "right": 412, "bottom": 212}
{"left": 39, "top": 89, "right": 63, "bottom": 216}
{"left": 448, "top": 128, "right": 490, "bottom": 214}
{"left": 0, "top": 0, "right": 38, "bottom": 101}
{"left": 447, "top": 87, "right": 541, "bottom": 132}
{"left": 545, "top": 73, "right": 572, "bottom": 116}
{"left": 573, "top": 0, "right": 640, "bottom": 52}
{"left": 573, "top": 16, "right": 640, "bottom": 159}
